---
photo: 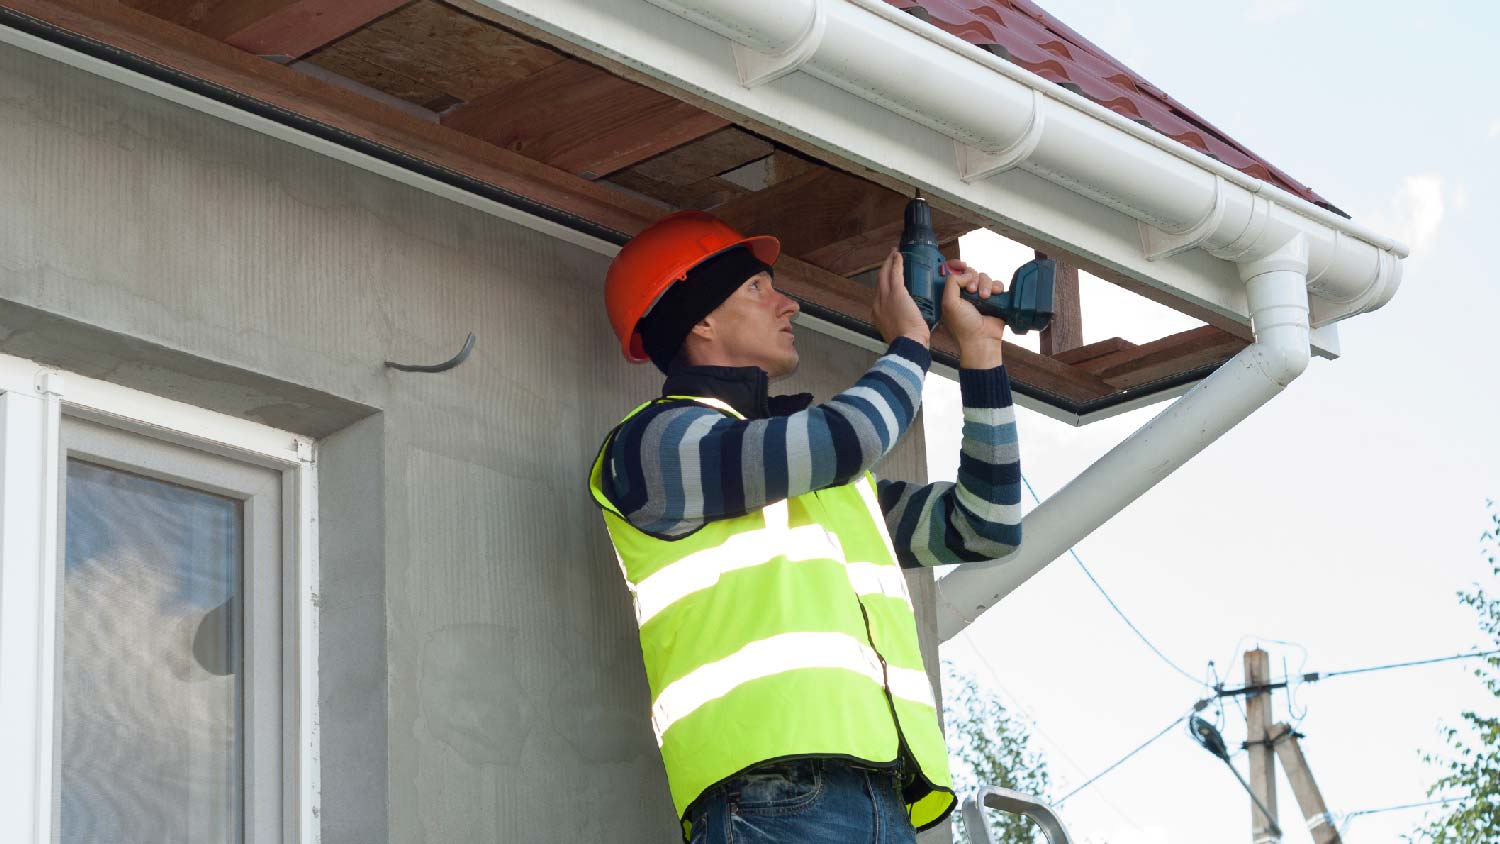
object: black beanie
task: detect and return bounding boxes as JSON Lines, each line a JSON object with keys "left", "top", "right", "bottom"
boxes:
{"left": 638, "top": 246, "right": 772, "bottom": 373}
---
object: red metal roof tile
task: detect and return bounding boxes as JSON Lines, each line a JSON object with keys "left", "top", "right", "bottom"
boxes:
{"left": 886, "top": 0, "right": 1344, "bottom": 215}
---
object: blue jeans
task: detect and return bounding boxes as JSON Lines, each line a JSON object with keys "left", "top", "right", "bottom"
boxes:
{"left": 687, "top": 758, "right": 917, "bottom": 844}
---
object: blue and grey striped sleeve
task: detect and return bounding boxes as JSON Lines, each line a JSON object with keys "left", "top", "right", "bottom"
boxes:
{"left": 878, "top": 366, "right": 1022, "bottom": 567}
{"left": 606, "top": 338, "right": 931, "bottom": 538}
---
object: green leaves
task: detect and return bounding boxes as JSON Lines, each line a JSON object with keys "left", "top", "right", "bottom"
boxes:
{"left": 942, "top": 660, "right": 1053, "bottom": 844}
{"left": 1412, "top": 502, "right": 1500, "bottom": 842}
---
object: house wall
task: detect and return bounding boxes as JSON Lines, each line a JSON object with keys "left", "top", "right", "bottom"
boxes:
{"left": 0, "top": 43, "right": 947, "bottom": 843}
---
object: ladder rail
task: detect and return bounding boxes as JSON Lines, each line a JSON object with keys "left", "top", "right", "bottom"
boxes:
{"left": 960, "top": 786, "right": 1073, "bottom": 844}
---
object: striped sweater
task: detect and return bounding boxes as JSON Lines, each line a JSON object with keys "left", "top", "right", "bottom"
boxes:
{"left": 602, "top": 337, "right": 1022, "bottom": 566}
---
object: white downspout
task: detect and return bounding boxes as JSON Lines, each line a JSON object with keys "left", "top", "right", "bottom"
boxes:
{"left": 934, "top": 236, "right": 1312, "bottom": 640}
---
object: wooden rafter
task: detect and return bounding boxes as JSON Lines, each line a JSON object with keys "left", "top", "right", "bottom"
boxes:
{"left": 121, "top": 0, "right": 409, "bottom": 61}
{"left": 1037, "top": 253, "right": 1082, "bottom": 356}
{"left": 441, "top": 58, "right": 728, "bottom": 179}
{"left": 1086, "top": 325, "right": 1246, "bottom": 390}
{"left": 7, "top": 0, "right": 1233, "bottom": 409}
{"left": 14, "top": 0, "right": 658, "bottom": 235}
{"left": 630, "top": 127, "right": 773, "bottom": 187}
{"left": 713, "top": 167, "right": 973, "bottom": 277}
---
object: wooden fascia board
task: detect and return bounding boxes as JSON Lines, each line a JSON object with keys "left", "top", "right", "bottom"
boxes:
{"left": 1088, "top": 325, "right": 1248, "bottom": 390}
{"left": 6, "top": 0, "right": 662, "bottom": 238}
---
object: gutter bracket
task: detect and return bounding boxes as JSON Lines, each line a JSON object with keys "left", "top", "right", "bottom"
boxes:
{"left": 955, "top": 89, "right": 1045, "bottom": 183}
{"left": 731, "top": 0, "right": 827, "bottom": 88}
{"left": 1139, "top": 175, "right": 1227, "bottom": 260}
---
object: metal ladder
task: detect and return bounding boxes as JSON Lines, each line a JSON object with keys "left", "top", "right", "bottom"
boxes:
{"left": 960, "top": 786, "right": 1074, "bottom": 844}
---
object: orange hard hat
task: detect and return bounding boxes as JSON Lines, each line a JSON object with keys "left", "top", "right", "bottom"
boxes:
{"left": 606, "top": 211, "right": 780, "bottom": 363}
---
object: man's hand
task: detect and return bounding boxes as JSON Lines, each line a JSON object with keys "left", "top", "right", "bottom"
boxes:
{"left": 873, "top": 248, "right": 931, "bottom": 348}
{"left": 941, "top": 259, "right": 1006, "bottom": 369}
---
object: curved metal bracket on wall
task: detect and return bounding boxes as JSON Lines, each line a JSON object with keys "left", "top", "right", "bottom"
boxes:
{"left": 384, "top": 332, "right": 475, "bottom": 373}
{"left": 732, "top": 0, "right": 827, "bottom": 87}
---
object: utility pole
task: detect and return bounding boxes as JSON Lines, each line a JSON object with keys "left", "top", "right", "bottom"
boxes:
{"left": 1245, "top": 649, "right": 1280, "bottom": 844}
{"left": 1270, "top": 724, "right": 1344, "bottom": 844}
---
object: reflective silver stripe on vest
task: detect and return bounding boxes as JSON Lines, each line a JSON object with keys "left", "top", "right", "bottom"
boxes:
{"left": 650, "top": 631, "right": 938, "bottom": 746}
{"left": 631, "top": 500, "right": 914, "bottom": 626}
{"left": 843, "top": 562, "right": 915, "bottom": 606}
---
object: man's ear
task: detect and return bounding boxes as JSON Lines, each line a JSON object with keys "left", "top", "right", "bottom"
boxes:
{"left": 687, "top": 315, "right": 715, "bottom": 343}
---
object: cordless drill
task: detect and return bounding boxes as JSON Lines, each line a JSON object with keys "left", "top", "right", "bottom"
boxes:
{"left": 899, "top": 196, "right": 1055, "bottom": 334}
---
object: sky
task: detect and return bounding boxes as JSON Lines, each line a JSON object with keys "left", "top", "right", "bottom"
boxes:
{"left": 919, "top": 2, "right": 1500, "bottom": 842}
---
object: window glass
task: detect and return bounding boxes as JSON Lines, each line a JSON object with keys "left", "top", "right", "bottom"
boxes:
{"left": 59, "top": 459, "right": 244, "bottom": 844}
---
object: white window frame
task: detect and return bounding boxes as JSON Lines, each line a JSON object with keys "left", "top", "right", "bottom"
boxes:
{"left": 0, "top": 352, "right": 319, "bottom": 844}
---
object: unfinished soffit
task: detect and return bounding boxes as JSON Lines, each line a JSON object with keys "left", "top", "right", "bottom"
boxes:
{"left": 0, "top": 0, "right": 1290, "bottom": 421}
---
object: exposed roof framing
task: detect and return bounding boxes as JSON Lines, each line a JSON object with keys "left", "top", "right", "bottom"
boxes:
{"left": 0, "top": 0, "right": 1261, "bottom": 420}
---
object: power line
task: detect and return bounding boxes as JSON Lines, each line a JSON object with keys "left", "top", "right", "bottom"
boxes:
{"left": 955, "top": 631, "right": 1150, "bottom": 835}
{"left": 1055, "top": 709, "right": 1190, "bottom": 804}
{"left": 1021, "top": 475, "right": 1208, "bottom": 689}
{"left": 1343, "top": 796, "right": 1461, "bottom": 821}
{"left": 1208, "top": 647, "right": 1500, "bottom": 701}
{"left": 1310, "top": 648, "right": 1500, "bottom": 681}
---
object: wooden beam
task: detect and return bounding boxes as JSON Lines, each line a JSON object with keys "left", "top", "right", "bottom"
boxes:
{"left": 441, "top": 59, "right": 728, "bottom": 179}
{"left": 1090, "top": 325, "right": 1247, "bottom": 390}
{"left": 630, "top": 127, "right": 772, "bottom": 187}
{"left": 1051, "top": 336, "right": 1135, "bottom": 366}
{"left": 714, "top": 167, "right": 972, "bottom": 277}
{"left": 444, "top": 0, "right": 1249, "bottom": 348}
{"left": 122, "top": 0, "right": 409, "bottom": 61}
{"left": 10, "top": 0, "right": 1124, "bottom": 407}
{"left": 225, "top": 0, "right": 410, "bottom": 60}
{"left": 1270, "top": 725, "right": 1343, "bottom": 844}
{"left": 606, "top": 170, "right": 748, "bottom": 212}
{"left": 1037, "top": 253, "right": 1082, "bottom": 356}
{"left": 11, "top": 0, "right": 659, "bottom": 238}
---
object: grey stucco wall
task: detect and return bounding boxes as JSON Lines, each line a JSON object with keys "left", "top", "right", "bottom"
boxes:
{"left": 0, "top": 43, "right": 945, "bottom": 843}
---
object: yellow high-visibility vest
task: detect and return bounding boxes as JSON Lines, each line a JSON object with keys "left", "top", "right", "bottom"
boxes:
{"left": 588, "top": 396, "right": 954, "bottom": 836}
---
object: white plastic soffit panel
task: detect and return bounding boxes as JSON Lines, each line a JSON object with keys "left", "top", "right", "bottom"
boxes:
{"left": 465, "top": 0, "right": 1403, "bottom": 363}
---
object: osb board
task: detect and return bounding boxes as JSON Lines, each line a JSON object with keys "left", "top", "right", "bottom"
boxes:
{"left": 304, "top": 0, "right": 564, "bottom": 110}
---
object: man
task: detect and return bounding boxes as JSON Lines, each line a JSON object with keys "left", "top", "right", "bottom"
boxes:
{"left": 588, "top": 211, "right": 1023, "bottom": 843}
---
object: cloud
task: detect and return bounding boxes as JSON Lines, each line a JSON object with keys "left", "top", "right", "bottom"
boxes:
{"left": 1247, "top": 0, "right": 1306, "bottom": 23}
{"left": 1379, "top": 174, "right": 1446, "bottom": 254}
{"left": 1489, "top": 119, "right": 1500, "bottom": 139}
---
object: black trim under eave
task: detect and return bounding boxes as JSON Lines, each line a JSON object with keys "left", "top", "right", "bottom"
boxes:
{"left": 0, "top": 6, "right": 632, "bottom": 248}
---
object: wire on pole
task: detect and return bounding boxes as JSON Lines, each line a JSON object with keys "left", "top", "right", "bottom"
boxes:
{"left": 1055, "top": 710, "right": 1189, "bottom": 805}
{"left": 1021, "top": 476, "right": 1208, "bottom": 689}
{"left": 1308, "top": 648, "right": 1500, "bottom": 681}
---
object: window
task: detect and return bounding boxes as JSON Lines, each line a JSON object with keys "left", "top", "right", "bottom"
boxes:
{"left": 0, "top": 356, "right": 318, "bottom": 844}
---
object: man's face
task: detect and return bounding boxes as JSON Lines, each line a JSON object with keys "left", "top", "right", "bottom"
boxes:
{"left": 699, "top": 271, "right": 801, "bottom": 377}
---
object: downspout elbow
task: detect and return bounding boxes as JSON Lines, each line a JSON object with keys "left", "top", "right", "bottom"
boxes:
{"left": 1240, "top": 235, "right": 1313, "bottom": 387}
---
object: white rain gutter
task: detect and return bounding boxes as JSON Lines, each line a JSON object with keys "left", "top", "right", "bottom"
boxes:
{"left": 644, "top": 0, "right": 1405, "bottom": 322}
{"left": 618, "top": 0, "right": 1405, "bottom": 636}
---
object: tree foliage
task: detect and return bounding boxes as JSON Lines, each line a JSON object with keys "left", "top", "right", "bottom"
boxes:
{"left": 1414, "top": 501, "right": 1500, "bottom": 841}
{"left": 943, "top": 659, "right": 1052, "bottom": 844}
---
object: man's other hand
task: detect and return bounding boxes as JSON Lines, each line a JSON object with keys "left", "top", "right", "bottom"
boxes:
{"left": 942, "top": 259, "right": 1006, "bottom": 369}
{"left": 874, "top": 248, "right": 931, "bottom": 349}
